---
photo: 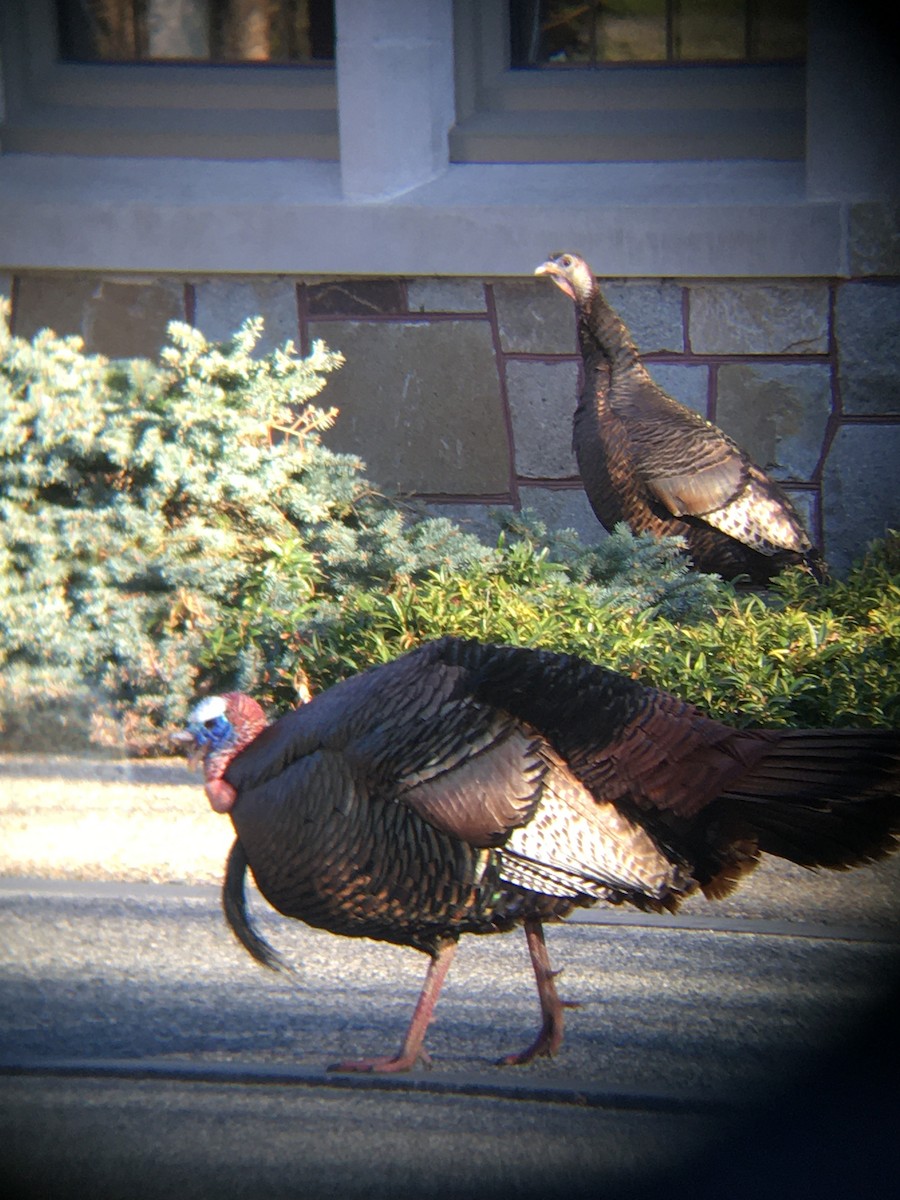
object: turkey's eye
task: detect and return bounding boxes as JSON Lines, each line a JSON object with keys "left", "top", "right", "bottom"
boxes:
{"left": 561, "top": 256, "right": 572, "bottom": 268}
{"left": 201, "top": 714, "right": 232, "bottom": 741}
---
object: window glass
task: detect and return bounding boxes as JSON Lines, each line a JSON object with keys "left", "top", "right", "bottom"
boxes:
{"left": 54, "top": 0, "right": 335, "bottom": 64}
{"left": 748, "top": 0, "right": 806, "bottom": 60}
{"left": 509, "top": 0, "right": 805, "bottom": 66}
{"left": 676, "top": 0, "right": 746, "bottom": 61}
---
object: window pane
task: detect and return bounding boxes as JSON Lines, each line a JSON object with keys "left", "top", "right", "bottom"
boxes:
{"left": 509, "top": 1, "right": 669, "bottom": 66}
{"left": 750, "top": 0, "right": 805, "bottom": 60}
{"left": 675, "top": 0, "right": 745, "bottom": 61}
{"left": 509, "top": 1, "right": 596, "bottom": 66}
{"left": 55, "top": 0, "right": 336, "bottom": 64}
{"left": 510, "top": 0, "right": 805, "bottom": 66}
{"left": 602, "top": 1, "right": 667, "bottom": 63}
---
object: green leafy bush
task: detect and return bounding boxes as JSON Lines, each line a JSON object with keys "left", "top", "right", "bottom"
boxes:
{"left": 0, "top": 307, "right": 488, "bottom": 750}
{"left": 296, "top": 527, "right": 900, "bottom": 730}
{"left": 1, "top": 303, "right": 897, "bottom": 753}
{"left": 296, "top": 521, "right": 726, "bottom": 683}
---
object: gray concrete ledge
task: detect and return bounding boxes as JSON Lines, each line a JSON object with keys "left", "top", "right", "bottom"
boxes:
{"left": 0, "top": 154, "right": 873, "bottom": 278}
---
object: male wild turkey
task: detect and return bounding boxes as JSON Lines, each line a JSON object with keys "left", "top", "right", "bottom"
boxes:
{"left": 179, "top": 637, "right": 899, "bottom": 1072}
{"left": 535, "top": 252, "right": 826, "bottom": 584}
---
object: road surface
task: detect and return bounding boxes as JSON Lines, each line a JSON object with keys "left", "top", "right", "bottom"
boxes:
{"left": 2, "top": 874, "right": 898, "bottom": 1199}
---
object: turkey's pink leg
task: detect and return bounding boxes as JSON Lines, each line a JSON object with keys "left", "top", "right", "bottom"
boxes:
{"left": 328, "top": 940, "right": 458, "bottom": 1073}
{"left": 499, "top": 917, "right": 573, "bottom": 1066}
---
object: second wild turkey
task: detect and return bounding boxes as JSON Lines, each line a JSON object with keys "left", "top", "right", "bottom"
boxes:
{"left": 178, "top": 636, "right": 898, "bottom": 1072}
{"left": 535, "top": 252, "right": 826, "bottom": 584}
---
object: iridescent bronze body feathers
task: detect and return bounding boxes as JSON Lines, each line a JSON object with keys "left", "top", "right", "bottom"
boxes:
{"left": 183, "top": 637, "right": 897, "bottom": 1071}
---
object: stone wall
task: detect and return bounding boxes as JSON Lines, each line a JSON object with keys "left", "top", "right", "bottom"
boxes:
{"left": 4, "top": 269, "right": 899, "bottom": 574}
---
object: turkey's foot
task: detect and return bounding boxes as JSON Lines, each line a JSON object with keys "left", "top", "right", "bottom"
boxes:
{"left": 497, "top": 1010, "right": 561, "bottom": 1066}
{"left": 327, "top": 1047, "right": 432, "bottom": 1074}
{"left": 328, "top": 941, "right": 456, "bottom": 1074}
{"left": 499, "top": 917, "right": 578, "bottom": 1065}
{"left": 497, "top": 998, "right": 581, "bottom": 1066}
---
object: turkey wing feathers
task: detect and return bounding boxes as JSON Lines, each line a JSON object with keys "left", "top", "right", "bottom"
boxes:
{"left": 222, "top": 636, "right": 737, "bottom": 879}
{"left": 224, "top": 643, "right": 578, "bottom": 847}
{"left": 587, "top": 369, "right": 812, "bottom": 556}
{"left": 647, "top": 460, "right": 745, "bottom": 520}
{"left": 611, "top": 379, "right": 752, "bottom": 518}
{"left": 396, "top": 717, "right": 547, "bottom": 846}
{"left": 225, "top": 639, "right": 898, "bottom": 903}
{"left": 434, "top": 638, "right": 771, "bottom": 822}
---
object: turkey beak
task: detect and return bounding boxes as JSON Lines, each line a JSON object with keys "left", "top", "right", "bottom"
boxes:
{"left": 171, "top": 729, "right": 203, "bottom": 769}
{"left": 534, "top": 260, "right": 574, "bottom": 301}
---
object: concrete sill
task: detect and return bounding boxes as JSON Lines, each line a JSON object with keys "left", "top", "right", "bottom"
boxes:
{"left": 0, "top": 153, "right": 856, "bottom": 277}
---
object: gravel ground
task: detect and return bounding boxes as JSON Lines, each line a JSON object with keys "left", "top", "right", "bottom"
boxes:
{"left": 0, "top": 754, "right": 231, "bottom": 885}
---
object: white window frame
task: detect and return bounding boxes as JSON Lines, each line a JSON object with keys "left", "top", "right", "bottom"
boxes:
{"left": 0, "top": 0, "right": 337, "bottom": 159}
{"left": 451, "top": 0, "right": 805, "bottom": 163}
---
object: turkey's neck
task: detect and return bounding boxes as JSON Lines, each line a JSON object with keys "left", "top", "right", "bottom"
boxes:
{"left": 577, "top": 289, "right": 641, "bottom": 373}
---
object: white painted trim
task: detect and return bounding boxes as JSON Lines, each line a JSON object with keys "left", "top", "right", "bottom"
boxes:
{"left": 336, "top": 0, "right": 454, "bottom": 201}
{"left": 0, "top": 0, "right": 338, "bottom": 160}
{"left": 450, "top": 0, "right": 806, "bottom": 164}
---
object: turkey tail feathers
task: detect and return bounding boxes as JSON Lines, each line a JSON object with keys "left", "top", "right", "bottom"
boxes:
{"left": 724, "top": 730, "right": 900, "bottom": 870}
{"left": 223, "top": 837, "right": 286, "bottom": 971}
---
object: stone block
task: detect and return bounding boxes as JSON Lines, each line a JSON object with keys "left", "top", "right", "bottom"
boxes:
{"left": 518, "top": 486, "right": 605, "bottom": 545}
{"left": 847, "top": 203, "right": 900, "bottom": 277}
{"left": 422, "top": 502, "right": 508, "bottom": 545}
{"left": 835, "top": 281, "right": 900, "bottom": 416}
{"left": 192, "top": 277, "right": 300, "bottom": 355}
{"left": 716, "top": 363, "right": 832, "bottom": 480}
{"left": 83, "top": 279, "right": 186, "bottom": 359}
{"left": 407, "top": 279, "right": 487, "bottom": 313}
{"left": 603, "top": 281, "right": 684, "bottom": 353}
{"left": 493, "top": 279, "right": 577, "bottom": 354}
{"left": 780, "top": 489, "right": 817, "bottom": 542}
{"left": 13, "top": 275, "right": 99, "bottom": 341}
{"left": 689, "top": 283, "right": 829, "bottom": 354}
{"left": 506, "top": 360, "right": 579, "bottom": 479}
{"left": 647, "top": 363, "right": 709, "bottom": 416}
{"left": 822, "top": 424, "right": 900, "bottom": 574}
{"left": 307, "top": 279, "right": 406, "bottom": 316}
{"left": 14, "top": 275, "right": 185, "bottom": 358}
{"left": 308, "top": 318, "right": 509, "bottom": 495}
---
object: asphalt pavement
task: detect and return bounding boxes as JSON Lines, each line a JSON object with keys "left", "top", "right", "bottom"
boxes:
{"left": 2, "top": 872, "right": 899, "bottom": 1199}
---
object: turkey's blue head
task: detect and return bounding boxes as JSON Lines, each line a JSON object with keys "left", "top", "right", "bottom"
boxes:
{"left": 180, "top": 692, "right": 269, "bottom": 815}
{"left": 186, "top": 696, "right": 235, "bottom": 754}
{"left": 535, "top": 252, "right": 596, "bottom": 307}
